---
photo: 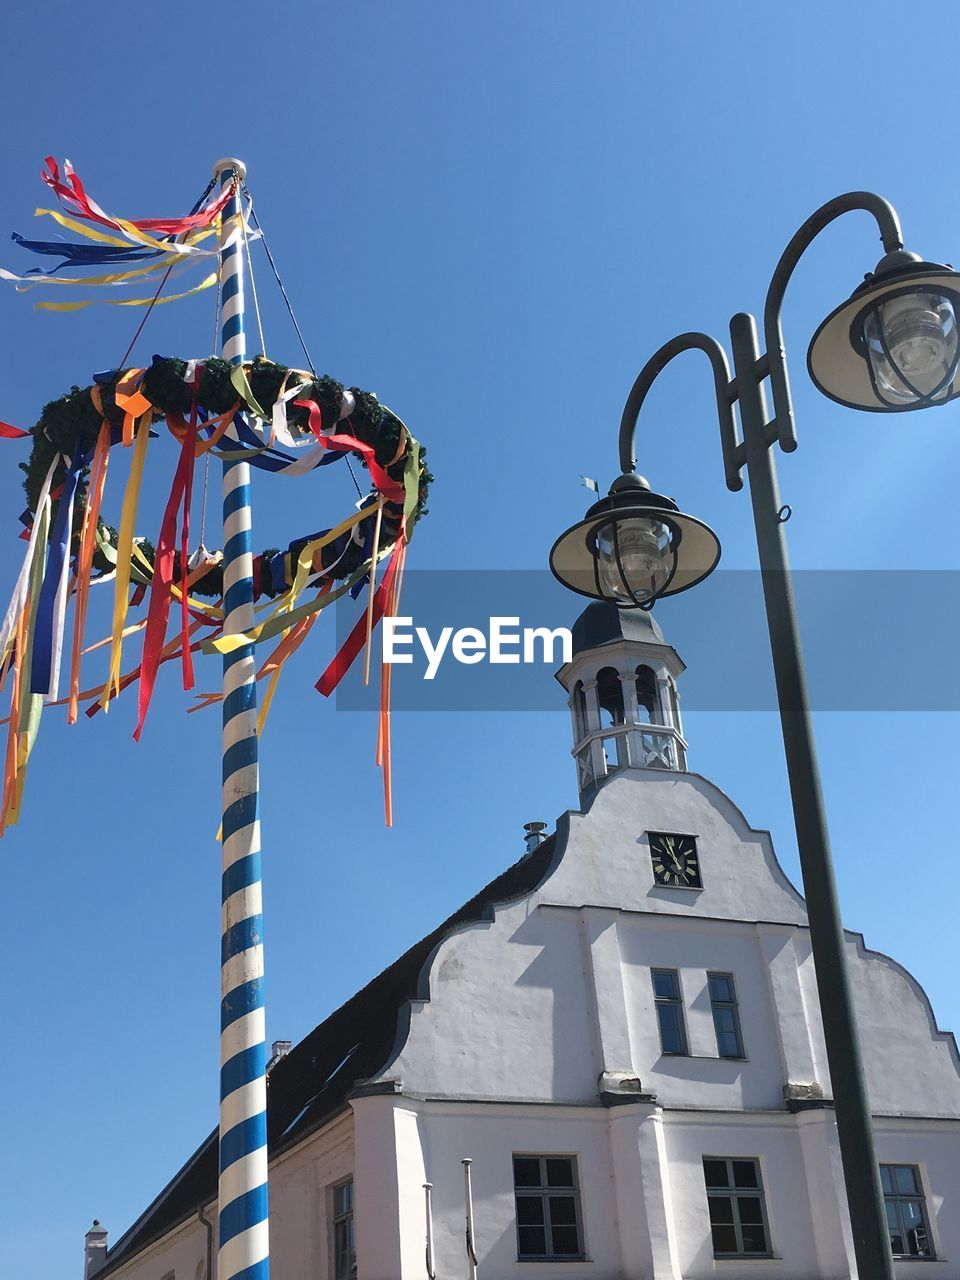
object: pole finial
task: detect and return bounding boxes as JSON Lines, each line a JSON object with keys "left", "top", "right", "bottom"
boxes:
{"left": 212, "top": 157, "right": 247, "bottom": 181}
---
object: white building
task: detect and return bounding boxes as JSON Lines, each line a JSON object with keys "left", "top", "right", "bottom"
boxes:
{"left": 85, "top": 603, "right": 960, "bottom": 1280}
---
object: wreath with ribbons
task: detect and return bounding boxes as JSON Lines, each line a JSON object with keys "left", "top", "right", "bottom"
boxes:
{"left": 0, "top": 353, "right": 431, "bottom": 833}
{"left": 21, "top": 354, "right": 431, "bottom": 595}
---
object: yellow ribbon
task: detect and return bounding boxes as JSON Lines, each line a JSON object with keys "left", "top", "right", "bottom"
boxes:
{"left": 109, "top": 215, "right": 210, "bottom": 256}
{"left": 7, "top": 258, "right": 192, "bottom": 291}
{"left": 36, "top": 272, "right": 217, "bottom": 311}
{"left": 402, "top": 435, "right": 422, "bottom": 537}
{"left": 288, "top": 505, "right": 376, "bottom": 608}
{"left": 229, "top": 364, "right": 268, "bottom": 419}
{"left": 34, "top": 208, "right": 214, "bottom": 255}
{"left": 35, "top": 208, "right": 140, "bottom": 249}
{"left": 101, "top": 413, "right": 151, "bottom": 708}
{"left": 204, "top": 545, "right": 388, "bottom": 656}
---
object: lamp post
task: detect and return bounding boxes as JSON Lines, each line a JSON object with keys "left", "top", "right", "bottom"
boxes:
{"left": 550, "top": 192, "right": 960, "bottom": 1280}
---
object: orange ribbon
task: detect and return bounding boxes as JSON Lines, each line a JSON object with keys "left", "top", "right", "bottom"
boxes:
{"left": 114, "top": 369, "right": 152, "bottom": 446}
{"left": 67, "top": 423, "right": 110, "bottom": 724}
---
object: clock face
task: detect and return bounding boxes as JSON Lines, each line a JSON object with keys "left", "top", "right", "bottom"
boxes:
{"left": 649, "top": 832, "right": 702, "bottom": 888}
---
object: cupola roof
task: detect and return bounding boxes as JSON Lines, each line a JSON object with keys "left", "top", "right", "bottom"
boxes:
{"left": 570, "top": 602, "right": 665, "bottom": 658}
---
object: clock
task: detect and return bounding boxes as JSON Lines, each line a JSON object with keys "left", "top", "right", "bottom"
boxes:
{"left": 649, "top": 832, "right": 702, "bottom": 888}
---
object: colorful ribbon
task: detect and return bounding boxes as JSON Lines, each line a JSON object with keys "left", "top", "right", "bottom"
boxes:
{"left": 29, "top": 447, "right": 86, "bottom": 698}
{"left": 0, "top": 457, "right": 58, "bottom": 666}
{"left": 35, "top": 272, "right": 216, "bottom": 312}
{"left": 294, "top": 399, "right": 406, "bottom": 504}
{"left": 316, "top": 534, "right": 403, "bottom": 697}
{"left": 101, "top": 413, "right": 151, "bottom": 710}
{"left": 135, "top": 418, "right": 197, "bottom": 740}
{"left": 68, "top": 424, "right": 111, "bottom": 724}
{"left": 41, "top": 157, "right": 232, "bottom": 236}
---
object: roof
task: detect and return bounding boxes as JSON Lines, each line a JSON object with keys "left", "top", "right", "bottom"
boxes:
{"left": 100, "top": 833, "right": 559, "bottom": 1275}
{"left": 570, "top": 601, "right": 665, "bottom": 657}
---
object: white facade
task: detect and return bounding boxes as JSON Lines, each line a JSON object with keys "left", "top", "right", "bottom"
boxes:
{"left": 90, "top": 607, "right": 960, "bottom": 1280}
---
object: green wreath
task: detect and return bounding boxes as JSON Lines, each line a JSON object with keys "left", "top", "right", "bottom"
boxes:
{"left": 20, "top": 355, "right": 433, "bottom": 598}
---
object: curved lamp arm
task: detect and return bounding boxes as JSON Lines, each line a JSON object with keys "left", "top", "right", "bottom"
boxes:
{"left": 764, "top": 191, "right": 904, "bottom": 452}
{"left": 618, "top": 332, "right": 743, "bottom": 492}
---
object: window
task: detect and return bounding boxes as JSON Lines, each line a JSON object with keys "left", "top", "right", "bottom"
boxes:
{"left": 635, "top": 665, "right": 658, "bottom": 723}
{"left": 709, "top": 972, "right": 745, "bottom": 1058}
{"left": 513, "top": 1155, "right": 584, "bottom": 1260}
{"left": 332, "top": 1179, "right": 356, "bottom": 1279}
{"left": 652, "top": 969, "right": 687, "bottom": 1055}
{"left": 702, "top": 1157, "right": 771, "bottom": 1257}
{"left": 596, "top": 667, "right": 624, "bottom": 725}
{"left": 881, "top": 1165, "right": 934, "bottom": 1258}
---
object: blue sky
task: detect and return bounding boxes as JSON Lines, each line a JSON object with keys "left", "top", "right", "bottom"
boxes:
{"left": 2, "top": 3, "right": 959, "bottom": 1276}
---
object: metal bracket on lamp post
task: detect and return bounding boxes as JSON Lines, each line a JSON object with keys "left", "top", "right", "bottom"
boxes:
{"left": 762, "top": 190, "right": 904, "bottom": 452}
{"left": 617, "top": 332, "right": 743, "bottom": 492}
{"left": 614, "top": 193, "right": 909, "bottom": 1280}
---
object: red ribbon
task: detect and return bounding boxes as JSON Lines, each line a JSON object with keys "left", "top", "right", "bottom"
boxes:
{"left": 294, "top": 400, "right": 405, "bottom": 505}
{"left": 134, "top": 421, "right": 197, "bottom": 740}
{"left": 41, "top": 157, "right": 233, "bottom": 235}
{"left": 315, "top": 537, "right": 403, "bottom": 697}
{"left": 0, "top": 421, "right": 29, "bottom": 439}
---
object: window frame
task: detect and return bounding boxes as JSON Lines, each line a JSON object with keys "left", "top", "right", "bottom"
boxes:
{"left": 331, "top": 1176, "right": 357, "bottom": 1280}
{"left": 880, "top": 1163, "right": 936, "bottom": 1260}
{"left": 708, "top": 970, "right": 746, "bottom": 1060}
{"left": 702, "top": 1156, "right": 773, "bottom": 1259}
{"left": 512, "top": 1153, "right": 586, "bottom": 1262}
{"left": 652, "top": 967, "right": 688, "bottom": 1056}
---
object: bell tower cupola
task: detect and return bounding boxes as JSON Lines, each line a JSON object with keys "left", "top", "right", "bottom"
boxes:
{"left": 556, "top": 602, "right": 687, "bottom": 802}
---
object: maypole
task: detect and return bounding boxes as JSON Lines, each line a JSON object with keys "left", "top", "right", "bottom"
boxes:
{"left": 0, "top": 155, "right": 433, "bottom": 1274}
{"left": 214, "top": 158, "right": 270, "bottom": 1280}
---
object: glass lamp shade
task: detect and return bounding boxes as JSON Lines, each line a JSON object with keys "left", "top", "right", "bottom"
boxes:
{"left": 861, "top": 290, "right": 959, "bottom": 406}
{"left": 550, "top": 475, "right": 721, "bottom": 609}
{"left": 594, "top": 516, "right": 676, "bottom": 605}
{"left": 808, "top": 254, "right": 960, "bottom": 411}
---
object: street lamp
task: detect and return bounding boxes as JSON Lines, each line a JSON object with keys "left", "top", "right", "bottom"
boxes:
{"left": 550, "top": 192, "right": 960, "bottom": 1280}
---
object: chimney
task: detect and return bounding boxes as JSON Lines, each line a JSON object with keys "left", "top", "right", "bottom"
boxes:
{"left": 267, "top": 1040, "right": 293, "bottom": 1071}
{"left": 523, "top": 822, "right": 548, "bottom": 854}
{"left": 84, "top": 1220, "right": 108, "bottom": 1279}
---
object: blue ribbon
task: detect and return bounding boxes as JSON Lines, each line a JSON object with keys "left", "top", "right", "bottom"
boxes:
{"left": 11, "top": 232, "right": 159, "bottom": 272}
{"left": 10, "top": 183, "right": 213, "bottom": 274}
{"left": 269, "top": 553, "right": 287, "bottom": 595}
{"left": 29, "top": 449, "right": 87, "bottom": 695}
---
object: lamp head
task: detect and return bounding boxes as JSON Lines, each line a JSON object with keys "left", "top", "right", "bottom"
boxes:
{"left": 549, "top": 471, "right": 721, "bottom": 609}
{"left": 808, "top": 249, "right": 960, "bottom": 410}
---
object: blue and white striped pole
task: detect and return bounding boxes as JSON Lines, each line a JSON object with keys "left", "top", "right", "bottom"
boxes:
{"left": 213, "top": 157, "right": 269, "bottom": 1280}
